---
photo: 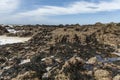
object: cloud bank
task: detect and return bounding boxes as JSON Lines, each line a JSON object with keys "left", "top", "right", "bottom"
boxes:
{"left": 0, "top": 0, "right": 120, "bottom": 24}
{"left": 16, "top": 0, "right": 120, "bottom": 16}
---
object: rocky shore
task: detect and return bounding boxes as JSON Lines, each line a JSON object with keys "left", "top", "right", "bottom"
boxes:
{"left": 0, "top": 23, "right": 120, "bottom": 80}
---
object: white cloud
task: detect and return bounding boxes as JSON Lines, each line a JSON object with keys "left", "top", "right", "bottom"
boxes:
{"left": 1, "top": 0, "right": 120, "bottom": 24}
{"left": 0, "top": 0, "right": 20, "bottom": 14}
{"left": 15, "top": 0, "right": 120, "bottom": 17}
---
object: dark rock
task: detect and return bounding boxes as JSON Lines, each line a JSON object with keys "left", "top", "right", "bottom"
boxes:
{"left": 0, "top": 26, "right": 9, "bottom": 35}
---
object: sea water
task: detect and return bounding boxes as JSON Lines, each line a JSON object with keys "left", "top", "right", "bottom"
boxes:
{"left": 0, "top": 35, "right": 30, "bottom": 45}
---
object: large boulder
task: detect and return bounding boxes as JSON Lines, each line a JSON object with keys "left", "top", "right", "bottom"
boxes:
{"left": 113, "top": 74, "right": 120, "bottom": 80}
{"left": 0, "top": 26, "right": 9, "bottom": 35}
{"left": 94, "top": 69, "right": 112, "bottom": 80}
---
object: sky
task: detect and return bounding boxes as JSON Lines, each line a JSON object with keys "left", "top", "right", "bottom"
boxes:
{"left": 0, "top": 0, "right": 120, "bottom": 24}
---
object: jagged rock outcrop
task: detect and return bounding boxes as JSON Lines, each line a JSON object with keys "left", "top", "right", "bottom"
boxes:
{"left": 0, "top": 26, "right": 9, "bottom": 35}
{"left": 0, "top": 23, "right": 120, "bottom": 80}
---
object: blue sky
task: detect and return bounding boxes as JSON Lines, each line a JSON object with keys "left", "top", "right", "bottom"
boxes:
{"left": 0, "top": 0, "right": 120, "bottom": 24}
